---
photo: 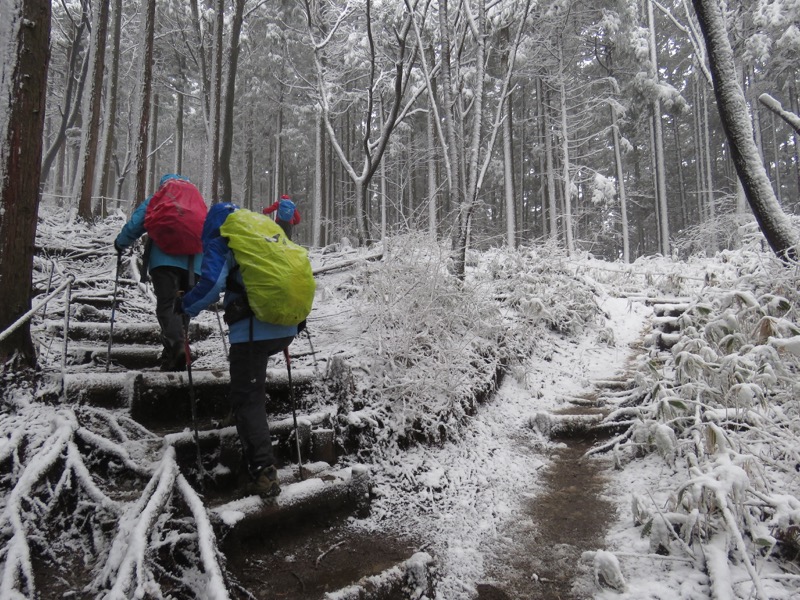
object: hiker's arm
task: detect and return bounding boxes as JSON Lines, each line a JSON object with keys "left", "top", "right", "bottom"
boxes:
{"left": 292, "top": 209, "right": 301, "bottom": 225}
{"left": 262, "top": 201, "right": 278, "bottom": 215}
{"left": 182, "top": 237, "right": 230, "bottom": 317}
{"left": 115, "top": 196, "right": 151, "bottom": 249}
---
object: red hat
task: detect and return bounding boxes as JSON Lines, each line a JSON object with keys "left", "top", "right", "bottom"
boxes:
{"left": 280, "top": 194, "right": 291, "bottom": 199}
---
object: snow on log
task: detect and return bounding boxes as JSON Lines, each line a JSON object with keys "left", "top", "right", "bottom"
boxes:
{"left": 323, "top": 551, "right": 436, "bottom": 600}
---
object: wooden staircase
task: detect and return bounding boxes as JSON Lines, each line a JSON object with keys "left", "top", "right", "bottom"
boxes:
{"left": 47, "top": 252, "right": 437, "bottom": 599}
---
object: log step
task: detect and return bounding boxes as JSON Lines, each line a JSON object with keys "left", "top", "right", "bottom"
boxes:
{"left": 165, "top": 411, "right": 338, "bottom": 491}
{"left": 61, "top": 368, "right": 318, "bottom": 426}
{"left": 212, "top": 465, "right": 372, "bottom": 546}
{"left": 323, "top": 551, "right": 436, "bottom": 600}
{"left": 48, "top": 320, "right": 216, "bottom": 344}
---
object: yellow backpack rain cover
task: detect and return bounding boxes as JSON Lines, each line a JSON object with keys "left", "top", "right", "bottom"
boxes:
{"left": 220, "top": 209, "right": 315, "bottom": 326}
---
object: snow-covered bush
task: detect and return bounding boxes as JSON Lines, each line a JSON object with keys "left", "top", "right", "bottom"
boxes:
{"left": 598, "top": 247, "right": 800, "bottom": 598}
{"left": 350, "top": 234, "right": 506, "bottom": 450}
{"left": 344, "top": 235, "right": 603, "bottom": 456}
{"left": 479, "top": 241, "right": 603, "bottom": 334}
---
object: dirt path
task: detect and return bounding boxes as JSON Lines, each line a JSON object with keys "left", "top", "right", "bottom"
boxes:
{"left": 471, "top": 298, "right": 649, "bottom": 599}
{"left": 477, "top": 436, "right": 614, "bottom": 599}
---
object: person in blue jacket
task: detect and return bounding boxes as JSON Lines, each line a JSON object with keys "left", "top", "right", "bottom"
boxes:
{"left": 180, "top": 202, "right": 297, "bottom": 498}
{"left": 114, "top": 174, "right": 203, "bottom": 371}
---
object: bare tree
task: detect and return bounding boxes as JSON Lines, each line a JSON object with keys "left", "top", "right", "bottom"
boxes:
{"left": 97, "top": 0, "right": 123, "bottom": 210}
{"left": 74, "top": 0, "right": 110, "bottom": 219}
{"left": 0, "top": 0, "right": 51, "bottom": 367}
{"left": 40, "top": 1, "right": 89, "bottom": 191}
{"left": 203, "top": 0, "right": 224, "bottom": 203}
{"left": 303, "top": 0, "right": 418, "bottom": 246}
{"left": 219, "top": 0, "right": 246, "bottom": 203}
{"left": 132, "top": 0, "right": 157, "bottom": 209}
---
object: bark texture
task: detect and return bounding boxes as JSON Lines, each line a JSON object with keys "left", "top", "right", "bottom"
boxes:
{"left": 693, "top": 0, "right": 798, "bottom": 260}
{"left": 0, "top": 0, "right": 52, "bottom": 366}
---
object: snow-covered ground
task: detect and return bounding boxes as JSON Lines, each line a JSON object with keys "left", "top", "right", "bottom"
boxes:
{"left": 3, "top": 207, "right": 800, "bottom": 599}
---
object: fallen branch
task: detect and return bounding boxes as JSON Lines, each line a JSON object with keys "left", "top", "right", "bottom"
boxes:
{"left": 313, "top": 251, "right": 384, "bottom": 276}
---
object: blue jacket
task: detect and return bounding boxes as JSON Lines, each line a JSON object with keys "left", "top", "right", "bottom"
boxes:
{"left": 115, "top": 174, "right": 203, "bottom": 274}
{"left": 181, "top": 202, "right": 297, "bottom": 344}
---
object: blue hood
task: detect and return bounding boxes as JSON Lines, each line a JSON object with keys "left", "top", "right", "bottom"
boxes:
{"left": 158, "top": 173, "right": 190, "bottom": 187}
{"left": 202, "top": 202, "right": 239, "bottom": 247}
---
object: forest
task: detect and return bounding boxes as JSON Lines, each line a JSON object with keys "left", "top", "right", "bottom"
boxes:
{"left": 18, "top": 0, "right": 800, "bottom": 257}
{"left": 3, "top": 0, "right": 800, "bottom": 598}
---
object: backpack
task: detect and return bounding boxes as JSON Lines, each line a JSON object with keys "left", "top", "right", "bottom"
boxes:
{"left": 219, "top": 209, "right": 315, "bottom": 326}
{"left": 277, "top": 198, "right": 296, "bottom": 222}
{"left": 144, "top": 178, "right": 207, "bottom": 255}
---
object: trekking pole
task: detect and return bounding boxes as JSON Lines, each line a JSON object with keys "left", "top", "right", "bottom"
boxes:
{"left": 106, "top": 252, "right": 123, "bottom": 372}
{"left": 213, "top": 304, "right": 229, "bottom": 358}
{"left": 182, "top": 312, "right": 205, "bottom": 491}
{"left": 304, "top": 326, "right": 319, "bottom": 374}
{"left": 283, "top": 347, "right": 304, "bottom": 481}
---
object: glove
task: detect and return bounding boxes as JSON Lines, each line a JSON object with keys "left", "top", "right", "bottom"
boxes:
{"left": 113, "top": 241, "right": 123, "bottom": 256}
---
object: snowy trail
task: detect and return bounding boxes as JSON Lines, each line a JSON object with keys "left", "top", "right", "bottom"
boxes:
{"left": 359, "top": 293, "right": 652, "bottom": 599}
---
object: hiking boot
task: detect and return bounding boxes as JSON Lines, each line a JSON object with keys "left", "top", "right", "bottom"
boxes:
{"left": 159, "top": 348, "right": 187, "bottom": 372}
{"left": 249, "top": 465, "right": 281, "bottom": 498}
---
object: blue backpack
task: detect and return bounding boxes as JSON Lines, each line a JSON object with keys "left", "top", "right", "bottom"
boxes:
{"left": 277, "top": 199, "right": 296, "bottom": 222}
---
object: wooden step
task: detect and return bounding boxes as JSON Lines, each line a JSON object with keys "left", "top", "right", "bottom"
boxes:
{"left": 165, "top": 410, "right": 338, "bottom": 490}
{"left": 48, "top": 320, "right": 216, "bottom": 344}
{"left": 212, "top": 465, "right": 372, "bottom": 547}
{"left": 323, "top": 551, "right": 436, "bottom": 599}
{"left": 61, "top": 367, "right": 319, "bottom": 426}
{"left": 68, "top": 343, "right": 163, "bottom": 370}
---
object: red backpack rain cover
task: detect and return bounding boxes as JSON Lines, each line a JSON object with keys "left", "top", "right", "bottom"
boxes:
{"left": 144, "top": 178, "right": 207, "bottom": 255}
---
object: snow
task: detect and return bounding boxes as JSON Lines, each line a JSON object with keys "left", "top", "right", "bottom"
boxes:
{"left": 4, "top": 212, "right": 800, "bottom": 598}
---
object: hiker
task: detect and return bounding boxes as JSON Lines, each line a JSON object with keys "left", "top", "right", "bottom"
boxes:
{"left": 114, "top": 174, "right": 206, "bottom": 371}
{"left": 178, "top": 202, "right": 314, "bottom": 498}
{"left": 262, "top": 194, "right": 301, "bottom": 240}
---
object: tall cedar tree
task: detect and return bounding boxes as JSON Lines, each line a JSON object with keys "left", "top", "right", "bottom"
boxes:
{"left": 0, "top": 0, "right": 52, "bottom": 367}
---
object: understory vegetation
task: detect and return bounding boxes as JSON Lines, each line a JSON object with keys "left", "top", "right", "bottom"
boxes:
{"left": 2, "top": 209, "right": 800, "bottom": 598}
{"left": 589, "top": 232, "right": 800, "bottom": 598}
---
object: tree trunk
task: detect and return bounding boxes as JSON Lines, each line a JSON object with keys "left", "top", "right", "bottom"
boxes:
{"left": 174, "top": 80, "right": 184, "bottom": 174}
{"left": 273, "top": 106, "right": 282, "bottom": 201}
{"left": 771, "top": 112, "right": 782, "bottom": 205}
{"left": 502, "top": 29, "right": 516, "bottom": 249}
{"left": 439, "top": 0, "right": 460, "bottom": 243}
{"left": 203, "top": 0, "right": 224, "bottom": 204}
{"left": 313, "top": 111, "right": 325, "bottom": 247}
{"left": 74, "top": 0, "right": 110, "bottom": 220}
{"left": 558, "top": 42, "right": 574, "bottom": 256}
{"left": 132, "top": 0, "right": 156, "bottom": 211}
{"left": 542, "top": 80, "right": 558, "bottom": 241}
{"left": 692, "top": 0, "right": 798, "bottom": 260}
{"left": 648, "top": 0, "right": 669, "bottom": 256}
{"left": 611, "top": 105, "right": 629, "bottom": 263}
{"left": 427, "top": 94, "right": 438, "bottom": 240}
{"left": 693, "top": 78, "right": 705, "bottom": 224}
{"left": 672, "top": 116, "right": 688, "bottom": 231}
{"left": 219, "top": 0, "right": 246, "bottom": 203}
{"left": 40, "top": 5, "right": 89, "bottom": 190}
{"left": 243, "top": 120, "right": 253, "bottom": 210}
{"left": 147, "top": 91, "right": 159, "bottom": 194}
{"left": 0, "top": 0, "right": 51, "bottom": 367}
{"left": 98, "top": 0, "right": 122, "bottom": 212}
{"left": 701, "top": 70, "right": 716, "bottom": 249}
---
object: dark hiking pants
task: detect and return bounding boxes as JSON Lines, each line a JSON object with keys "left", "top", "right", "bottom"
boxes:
{"left": 276, "top": 219, "right": 293, "bottom": 240}
{"left": 150, "top": 266, "right": 192, "bottom": 364}
{"left": 229, "top": 335, "right": 295, "bottom": 475}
